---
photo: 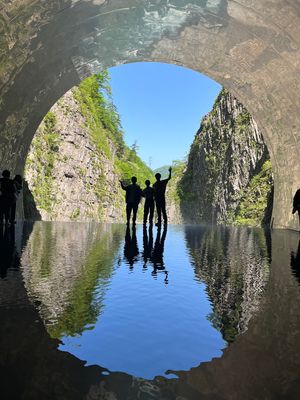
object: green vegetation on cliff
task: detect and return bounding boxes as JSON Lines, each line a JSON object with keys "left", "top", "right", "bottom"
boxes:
{"left": 166, "top": 160, "right": 186, "bottom": 206}
{"left": 235, "top": 160, "right": 273, "bottom": 226}
{"left": 73, "top": 72, "right": 124, "bottom": 158}
{"left": 73, "top": 73, "right": 152, "bottom": 184}
{"left": 25, "top": 112, "right": 61, "bottom": 215}
{"left": 25, "top": 72, "right": 152, "bottom": 220}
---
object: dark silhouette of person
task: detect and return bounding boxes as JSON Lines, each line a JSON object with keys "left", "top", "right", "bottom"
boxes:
{"left": 10, "top": 174, "right": 23, "bottom": 224}
{"left": 0, "top": 170, "right": 15, "bottom": 225}
{"left": 292, "top": 189, "right": 300, "bottom": 227}
{"left": 0, "top": 225, "right": 16, "bottom": 279}
{"left": 120, "top": 176, "right": 142, "bottom": 225}
{"left": 124, "top": 224, "right": 139, "bottom": 267}
{"left": 153, "top": 167, "right": 172, "bottom": 226}
{"left": 142, "top": 224, "right": 153, "bottom": 268}
{"left": 291, "top": 240, "right": 300, "bottom": 284}
{"left": 142, "top": 180, "right": 155, "bottom": 225}
{"left": 151, "top": 224, "right": 168, "bottom": 284}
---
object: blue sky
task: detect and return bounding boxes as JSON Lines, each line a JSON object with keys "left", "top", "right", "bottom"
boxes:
{"left": 109, "top": 62, "right": 221, "bottom": 169}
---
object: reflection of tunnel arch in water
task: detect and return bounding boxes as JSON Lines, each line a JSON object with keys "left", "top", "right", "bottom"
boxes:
{"left": 0, "top": 1, "right": 300, "bottom": 229}
{"left": 2, "top": 224, "right": 300, "bottom": 399}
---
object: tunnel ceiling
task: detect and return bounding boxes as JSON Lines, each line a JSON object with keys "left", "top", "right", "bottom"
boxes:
{"left": 0, "top": 0, "right": 300, "bottom": 229}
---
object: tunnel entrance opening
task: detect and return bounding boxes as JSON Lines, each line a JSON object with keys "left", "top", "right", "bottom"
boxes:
{"left": 22, "top": 62, "right": 273, "bottom": 227}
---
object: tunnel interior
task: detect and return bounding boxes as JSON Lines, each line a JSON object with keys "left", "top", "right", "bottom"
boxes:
{"left": 1, "top": 3, "right": 300, "bottom": 398}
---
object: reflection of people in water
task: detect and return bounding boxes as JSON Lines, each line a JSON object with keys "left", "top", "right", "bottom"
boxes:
{"left": 292, "top": 189, "right": 300, "bottom": 227}
{"left": 151, "top": 225, "right": 168, "bottom": 283}
{"left": 0, "top": 225, "right": 16, "bottom": 279}
{"left": 291, "top": 240, "right": 300, "bottom": 284}
{"left": 142, "top": 224, "right": 153, "bottom": 268}
{"left": 11, "top": 175, "right": 23, "bottom": 224}
{"left": 124, "top": 225, "right": 139, "bottom": 268}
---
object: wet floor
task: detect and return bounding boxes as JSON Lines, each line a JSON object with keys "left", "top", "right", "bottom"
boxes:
{"left": 0, "top": 222, "right": 300, "bottom": 399}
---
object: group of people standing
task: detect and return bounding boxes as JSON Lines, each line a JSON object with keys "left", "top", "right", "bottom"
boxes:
{"left": 120, "top": 167, "right": 172, "bottom": 226}
{"left": 0, "top": 170, "right": 23, "bottom": 225}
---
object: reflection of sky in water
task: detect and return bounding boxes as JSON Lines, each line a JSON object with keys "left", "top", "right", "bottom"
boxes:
{"left": 22, "top": 223, "right": 270, "bottom": 380}
{"left": 59, "top": 225, "right": 225, "bottom": 379}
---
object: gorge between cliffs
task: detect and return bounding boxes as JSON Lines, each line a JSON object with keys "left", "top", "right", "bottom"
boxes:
{"left": 23, "top": 73, "right": 273, "bottom": 227}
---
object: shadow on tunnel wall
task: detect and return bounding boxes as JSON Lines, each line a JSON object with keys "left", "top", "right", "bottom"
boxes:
{"left": 22, "top": 179, "right": 42, "bottom": 220}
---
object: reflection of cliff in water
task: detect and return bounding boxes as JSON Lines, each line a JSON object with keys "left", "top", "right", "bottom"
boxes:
{"left": 185, "top": 226, "right": 271, "bottom": 342}
{"left": 21, "top": 222, "right": 124, "bottom": 338}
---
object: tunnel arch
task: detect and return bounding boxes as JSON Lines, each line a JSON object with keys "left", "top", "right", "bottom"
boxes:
{"left": 0, "top": 0, "right": 300, "bottom": 229}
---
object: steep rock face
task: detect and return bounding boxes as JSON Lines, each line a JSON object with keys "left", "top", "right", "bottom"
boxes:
{"left": 179, "top": 89, "right": 273, "bottom": 225}
{"left": 24, "top": 74, "right": 151, "bottom": 222}
{"left": 25, "top": 90, "right": 123, "bottom": 221}
{"left": 165, "top": 163, "right": 184, "bottom": 224}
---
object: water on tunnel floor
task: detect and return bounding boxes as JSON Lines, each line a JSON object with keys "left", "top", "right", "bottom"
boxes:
{"left": 1, "top": 222, "right": 300, "bottom": 400}
{"left": 20, "top": 222, "right": 270, "bottom": 378}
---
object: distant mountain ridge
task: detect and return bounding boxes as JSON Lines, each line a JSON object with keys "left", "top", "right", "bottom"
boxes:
{"left": 153, "top": 165, "right": 171, "bottom": 179}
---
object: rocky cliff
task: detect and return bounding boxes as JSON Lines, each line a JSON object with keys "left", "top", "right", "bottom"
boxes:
{"left": 177, "top": 89, "right": 273, "bottom": 226}
{"left": 24, "top": 74, "right": 152, "bottom": 222}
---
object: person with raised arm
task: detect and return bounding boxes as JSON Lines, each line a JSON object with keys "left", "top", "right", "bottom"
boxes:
{"left": 153, "top": 167, "right": 172, "bottom": 226}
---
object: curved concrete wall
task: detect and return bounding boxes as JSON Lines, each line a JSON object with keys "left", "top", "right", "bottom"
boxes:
{"left": 0, "top": 0, "right": 299, "bottom": 229}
